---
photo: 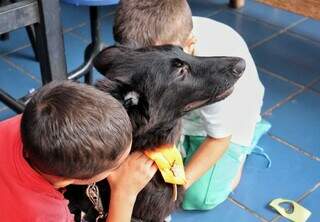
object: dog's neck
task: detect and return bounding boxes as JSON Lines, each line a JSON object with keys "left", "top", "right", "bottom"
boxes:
{"left": 131, "top": 119, "right": 181, "bottom": 151}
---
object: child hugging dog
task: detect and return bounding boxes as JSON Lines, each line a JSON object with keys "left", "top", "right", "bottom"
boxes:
{"left": 0, "top": 81, "right": 157, "bottom": 222}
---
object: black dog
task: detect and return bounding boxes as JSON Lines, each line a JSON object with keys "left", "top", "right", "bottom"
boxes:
{"left": 65, "top": 45, "right": 245, "bottom": 222}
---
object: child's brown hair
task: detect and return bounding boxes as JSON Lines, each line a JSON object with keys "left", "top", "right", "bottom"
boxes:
{"left": 21, "top": 81, "right": 132, "bottom": 179}
{"left": 114, "top": 0, "right": 193, "bottom": 48}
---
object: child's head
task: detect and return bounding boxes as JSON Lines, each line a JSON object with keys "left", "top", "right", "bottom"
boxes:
{"left": 21, "top": 81, "right": 132, "bottom": 184}
{"left": 114, "top": 0, "right": 194, "bottom": 51}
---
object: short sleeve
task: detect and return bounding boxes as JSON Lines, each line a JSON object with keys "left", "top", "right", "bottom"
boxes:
{"left": 199, "top": 99, "right": 233, "bottom": 139}
{"left": 192, "top": 16, "right": 265, "bottom": 146}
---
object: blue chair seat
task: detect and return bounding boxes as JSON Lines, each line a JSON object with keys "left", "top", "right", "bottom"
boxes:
{"left": 62, "top": 0, "right": 119, "bottom": 6}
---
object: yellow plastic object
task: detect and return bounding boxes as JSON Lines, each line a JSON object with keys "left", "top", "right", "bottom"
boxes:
{"left": 269, "top": 198, "right": 311, "bottom": 222}
{"left": 144, "top": 145, "right": 186, "bottom": 185}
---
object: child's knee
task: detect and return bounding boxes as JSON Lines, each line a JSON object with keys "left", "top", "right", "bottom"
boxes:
{"left": 182, "top": 185, "right": 230, "bottom": 210}
{"left": 182, "top": 166, "right": 233, "bottom": 210}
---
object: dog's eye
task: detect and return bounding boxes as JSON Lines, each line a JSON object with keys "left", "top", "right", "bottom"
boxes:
{"left": 172, "top": 59, "right": 190, "bottom": 80}
{"left": 173, "top": 59, "right": 184, "bottom": 68}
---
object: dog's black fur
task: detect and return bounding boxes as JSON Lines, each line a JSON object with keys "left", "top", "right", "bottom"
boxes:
{"left": 65, "top": 45, "right": 245, "bottom": 222}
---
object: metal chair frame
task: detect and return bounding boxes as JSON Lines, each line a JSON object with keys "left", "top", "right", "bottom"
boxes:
{"left": 0, "top": 0, "right": 68, "bottom": 113}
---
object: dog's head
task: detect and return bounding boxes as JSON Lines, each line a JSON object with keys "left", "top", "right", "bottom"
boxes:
{"left": 94, "top": 45, "right": 245, "bottom": 148}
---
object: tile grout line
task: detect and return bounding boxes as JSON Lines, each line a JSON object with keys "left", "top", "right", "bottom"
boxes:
{"left": 0, "top": 55, "right": 41, "bottom": 84}
{"left": 206, "top": 8, "right": 228, "bottom": 18}
{"left": 65, "top": 13, "right": 116, "bottom": 44}
{"left": 270, "top": 181, "right": 320, "bottom": 222}
{"left": 258, "top": 66, "right": 304, "bottom": 88}
{"left": 0, "top": 22, "right": 93, "bottom": 82}
{"left": 310, "top": 86, "right": 320, "bottom": 95}
{"left": 262, "top": 88, "right": 304, "bottom": 116}
{"left": 102, "top": 10, "right": 116, "bottom": 18}
{"left": 1, "top": 44, "right": 32, "bottom": 57}
{"left": 67, "top": 31, "right": 90, "bottom": 44}
{"left": 257, "top": 66, "right": 320, "bottom": 96}
{"left": 231, "top": 13, "right": 316, "bottom": 49}
{"left": 262, "top": 75, "right": 320, "bottom": 116}
{"left": 230, "top": 8, "right": 285, "bottom": 31}
{"left": 231, "top": 2, "right": 320, "bottom": 46}
{"left": 228, "top": 197, "right": 269, "bottom": 222}
{"left": 0, "top": 106, "right": 8, "bottom": 112}
{"left": 218, "top": 5, "right": 320, "bottom": 94}
{"left": 267, "top": 133, "right": 320, "bottom": 162}
{"left": 63, "top": 22, "right": 88, "bottom": 34}
{"left": 224, "top": 7, "right": 320, "bottom": 54}
{"left": 250, "top": 17, "right": 308, "bottom": 49}
{"left": 296, "top": 182, "right": 320, "bottom": 202}
{"left": 68, "top": 15, "right": 112, "bottom": 41}
{"left": 307, "top": 78, "right": 320, "bottom": 96}
{"left": 0, "top": 22, "right": 89, "bottom": 57}
{"left": 285, "top": 30, "right": 320, "bottom": 47}
{"left": 231, "top": 4, "right": 308, "bottom": 31}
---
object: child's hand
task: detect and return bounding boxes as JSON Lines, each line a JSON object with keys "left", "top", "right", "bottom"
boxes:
{"left": 106, "top": 153, "right": 157, "bottom": 222}
{"left": 107, "top": 152, "right": 157, "bottom": 200}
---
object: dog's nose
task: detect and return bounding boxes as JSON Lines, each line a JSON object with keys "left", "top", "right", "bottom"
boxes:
{"left": 232, "top": 59, "right": 246, "bottom": 77}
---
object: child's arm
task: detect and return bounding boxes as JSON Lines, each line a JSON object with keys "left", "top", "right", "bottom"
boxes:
{"left": 107, "top": 192, "right": 136, "bottom": 222}
{"left": 106, "top": 152, "right": 157, "bottom": 222}
{"left": 184, "top": 136, "right": 231, "bottom": 189}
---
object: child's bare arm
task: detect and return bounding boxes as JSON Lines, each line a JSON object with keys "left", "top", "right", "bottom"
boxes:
{"left": 106, "top": 152, "right": 157, "bottom": 222}
{"left": 184, "top": 136, "right": 231, "bottom": 189}
{"left": 106, "top": 190, "right": 136, "bottom": 222}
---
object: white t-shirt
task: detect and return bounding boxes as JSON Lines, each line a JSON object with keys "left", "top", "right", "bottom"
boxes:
{"left": 181, "top": 16, "right": 265, "bottom": 147}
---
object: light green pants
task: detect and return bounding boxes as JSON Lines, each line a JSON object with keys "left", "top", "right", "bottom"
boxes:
{"left": 182, "top": 119, "right": 271, "bottom": 210}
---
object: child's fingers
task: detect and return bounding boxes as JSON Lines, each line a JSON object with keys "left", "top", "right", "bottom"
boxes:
{"left": 135, "top": 154, "right": 157, "bottom": 176}
{"left": 129, "top": 152, "right": 157, "bottom": 179}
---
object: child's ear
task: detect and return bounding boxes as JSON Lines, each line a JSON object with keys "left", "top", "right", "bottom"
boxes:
{"left": 183, "top": 33, "right": 197, "bottom": 55}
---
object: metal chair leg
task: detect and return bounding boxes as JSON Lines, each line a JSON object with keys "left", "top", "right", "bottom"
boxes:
{"left": 0, "top": 33, "right": 9, "bottom": 41}
{"left": 1, "top": 0, "right": 39, "bottom": 61}
{"left": 26, "top": 25, "right": 39, "bottom": 61}
{"left": 229, "top": 0, "right": 245, "bottom": 8}
{"left": 0, "top": 0, "right": 68, "bottom": 114}
{"left": 84, "top": 45, "right": 94, "bottom": 84}
{"left": 68, "top": 6, "right": 103, "bottom": 84}
{"left": 35, "top": 0, "right": 68, "bottom": 84}
{"left": 85, "top": 6, "right": 102, "bottom": 85}
{"left": 0, "top": 90, "right": 25, "bottom": 113}
{"left": 0, "top": 0, "right": 11, "bottom": 41}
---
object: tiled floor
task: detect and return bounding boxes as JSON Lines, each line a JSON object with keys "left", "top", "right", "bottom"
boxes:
{"left": 0, "top": 0, "right": 319, "bottom": 221}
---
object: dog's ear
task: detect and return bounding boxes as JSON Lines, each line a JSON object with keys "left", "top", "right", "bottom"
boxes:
{"left": 95, "top": 78, "right": 128, "bottom": 102}
{"left": 95, "top": 78, "right": 150, "bottom": 121}
{"left": 93, "top": 45, "right": 134, "bottom": 81}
